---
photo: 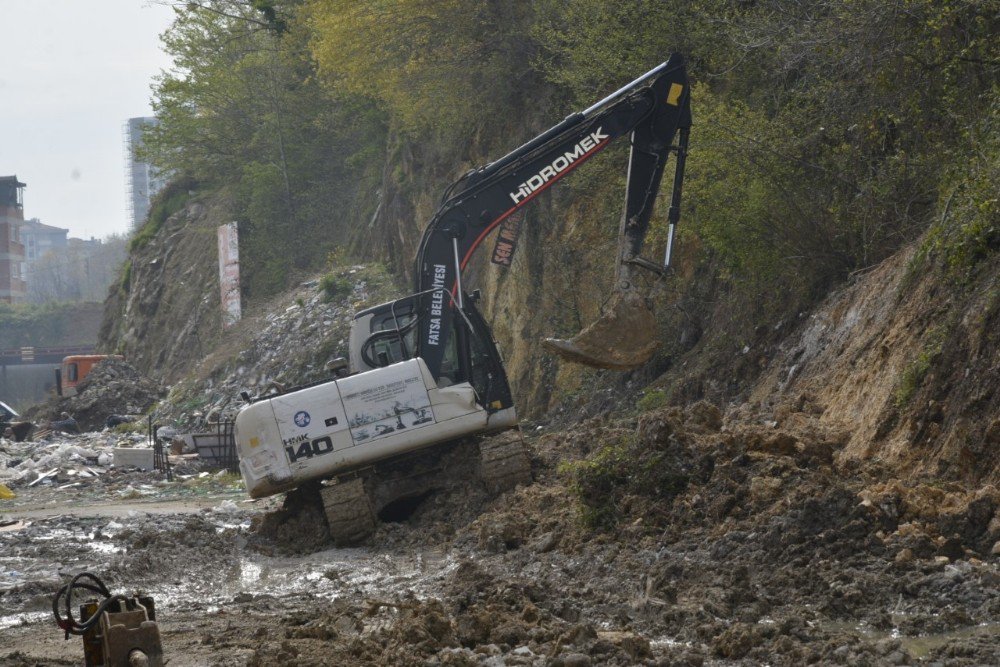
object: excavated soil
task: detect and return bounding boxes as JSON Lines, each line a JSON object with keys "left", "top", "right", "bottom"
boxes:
{"left": 5, "top": 243, "right": 1000, "bottom": 664}
{"left": 3, "top": 405, "right": 1000, "bottom": 666}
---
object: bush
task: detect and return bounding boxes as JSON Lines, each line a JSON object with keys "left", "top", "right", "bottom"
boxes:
{"left": 130, "top": 178, "right": 196, "bottom": 252}
{"left": 894, "top": 328, "right": 946, "bottom": 408}
{"left": 637, "top": 388, "right": 668, "bottom": 412}
{"left": 319, "top": 273, "right": 353, "bottom": 302}
{"left": 564, "top": 425, "right": 692, "bottom": 530}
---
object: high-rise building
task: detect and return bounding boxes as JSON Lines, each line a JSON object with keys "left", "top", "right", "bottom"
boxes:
{"left": 0, "top": 175, "right": 27, "bottom": 304}
{"left": 124, "top": 117, "right": 167, "bottom": 230}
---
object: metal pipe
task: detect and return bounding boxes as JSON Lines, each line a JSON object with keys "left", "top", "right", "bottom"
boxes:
{"left": 664, "top": 223, "right": 676, "bottom": 269}
{"left": 663, "top": 125, "right": 690, "bottom": 270}
{"left": 583, "top": 60, "right": 672, "bottom": 116}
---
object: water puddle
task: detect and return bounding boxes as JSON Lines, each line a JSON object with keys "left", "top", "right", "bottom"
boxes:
{"left": 0, "top": 611, "right": 50, "bottom": 631}
{"left": 811, "top": 617, "right": 1000, "bottom": 658}
{"left": 150, "top": 545, "right": 458, "bottom": 612}
{"left": 900, "top": 623, "right": 1000, "bottom": 658}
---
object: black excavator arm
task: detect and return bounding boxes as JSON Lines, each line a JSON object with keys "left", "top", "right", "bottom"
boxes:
{"left": 412, "top": 53, "right": 692, "bottom": 381}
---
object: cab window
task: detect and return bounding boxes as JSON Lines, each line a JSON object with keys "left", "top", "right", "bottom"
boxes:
{"left": 363, "top": 303, "right": 417, "bottom": 367}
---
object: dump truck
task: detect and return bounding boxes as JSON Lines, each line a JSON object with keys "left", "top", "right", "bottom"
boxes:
{"left": 54, "top": 355, "right": 124, "bottom": 397}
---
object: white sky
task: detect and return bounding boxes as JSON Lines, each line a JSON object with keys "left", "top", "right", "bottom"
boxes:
{"left": 0, "top": 1, "right": 176, "bottom": 240}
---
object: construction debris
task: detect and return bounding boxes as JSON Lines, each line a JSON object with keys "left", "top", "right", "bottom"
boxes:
{"left": 0, "top": 427, "right": 237, "bottom": 495}
{"left": 27, "top": 358, "right": 163, "bottom": 432}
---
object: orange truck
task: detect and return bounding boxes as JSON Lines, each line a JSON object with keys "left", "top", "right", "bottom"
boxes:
{"left": 55, "top": 355, "right": 123, "bottom": 397}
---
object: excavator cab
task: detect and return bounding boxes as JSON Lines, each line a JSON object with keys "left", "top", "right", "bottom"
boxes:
{"left": 349, "top": 293, "right": 514, "bottom": 412}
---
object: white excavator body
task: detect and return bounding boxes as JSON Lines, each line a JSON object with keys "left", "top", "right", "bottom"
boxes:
{"left": 235, "top": 358, "right": 516, "bottom": 498}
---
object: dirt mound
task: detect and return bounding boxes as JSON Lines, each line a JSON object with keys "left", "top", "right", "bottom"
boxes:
{"left": 110, "top": 513, "right": 242, "bottom": 580}
{"left": 27, "top": 358, "right": 162, "bottom": 431}
{"left": 748, "top": 243, "right": 1000, "bottom": 484}
{"left": 249, "top": 483, "right": 332, "bottom": 555}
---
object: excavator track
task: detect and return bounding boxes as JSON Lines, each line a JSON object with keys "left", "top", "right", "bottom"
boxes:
{"left": 320, "top": 477, "right": 376, "bottom": 546}
{"left": 318, "top": 433, "right": 531, "bottom": 546}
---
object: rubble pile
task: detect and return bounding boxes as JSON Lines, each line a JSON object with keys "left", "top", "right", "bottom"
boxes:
{"left": 0, "top": 431, "right": 145, "bottom": 488}
{"left": 67, "top": 358, "right": 163, "bottom": 431}
{"left": 160, "top": 264, "right": 399, "bottom": 427}
{"left": 26, "top": 358, "right": 163, "bottom": 432}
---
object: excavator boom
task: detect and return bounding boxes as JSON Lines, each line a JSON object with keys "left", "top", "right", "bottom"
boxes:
{"left": 414, "top": 54, "right": 691, "bottom": 376}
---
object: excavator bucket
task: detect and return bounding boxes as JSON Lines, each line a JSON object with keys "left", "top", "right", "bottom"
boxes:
{"left": 542, "top": 291, "right": 658, "bottom": 370}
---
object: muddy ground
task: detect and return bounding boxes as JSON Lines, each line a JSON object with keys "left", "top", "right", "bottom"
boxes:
{"left": 2, "top": 406, "right": 1000, "bottom": 666}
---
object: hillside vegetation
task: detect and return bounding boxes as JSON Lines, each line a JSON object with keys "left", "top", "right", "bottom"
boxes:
{"left": 105, "top": 0, "right": 998, "bottom": 415}
{"left": 139, "top": 0, "right": 997, "bottom": 282}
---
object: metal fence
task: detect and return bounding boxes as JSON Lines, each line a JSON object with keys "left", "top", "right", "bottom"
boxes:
{"left": 192, "top": 420, "right": 239, "bottom": 473}
{"left": 149, "top": 417, "right": 239, "bottom": 476}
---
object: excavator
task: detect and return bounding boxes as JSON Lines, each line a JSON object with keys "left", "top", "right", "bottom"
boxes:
{"left": 234, "top": 54, "right": 692, "bottom": 543}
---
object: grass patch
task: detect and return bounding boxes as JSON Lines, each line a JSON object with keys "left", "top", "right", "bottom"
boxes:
{"left": 562, "top": 429, "right": 692, "bottom": 530}
{"left": 894, "top": 329, "right": 946, "bottom": 408}
{"left": 118, "top": 259, "right": 132, "bottom": 293}
{"left": 319, "top": 273, "right": 353, "bottom": 302}
{"left": 637, "top": 388, "right": 668, "bottom": 412}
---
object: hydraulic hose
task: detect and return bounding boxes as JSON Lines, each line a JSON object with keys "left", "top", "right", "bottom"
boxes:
{"left": 52, "top": 572, "right": 128, "bottom": 639}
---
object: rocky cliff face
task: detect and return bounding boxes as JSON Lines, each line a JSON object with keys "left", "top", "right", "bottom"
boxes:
{"left": 99, "top": 197, "right": 226, "bottom": 382}
{"left": 747, "top": 246, "right": 1000, "bottom": 483}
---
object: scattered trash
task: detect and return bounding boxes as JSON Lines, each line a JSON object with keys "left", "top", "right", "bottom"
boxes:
{"left": 28, "top": 469, "right": 60, "bottom": 487}
{"left": 0, "top": 518, "right": 26, "bottom": 532}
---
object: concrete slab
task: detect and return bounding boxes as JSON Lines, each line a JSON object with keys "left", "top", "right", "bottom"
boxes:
{"left": 113, "top": 447, "right": 155, "bottom": 471}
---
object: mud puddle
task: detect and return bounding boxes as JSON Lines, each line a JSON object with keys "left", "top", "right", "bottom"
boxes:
{"left": 0, "top": 493, "right": 467, "bottom": 666}
{"left": 817, "top": 618, "right": 1000, "bottom": 660}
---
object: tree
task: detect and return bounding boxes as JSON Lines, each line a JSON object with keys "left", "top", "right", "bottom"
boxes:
{"left": 144, "top": 0, "right": 386, "bottom": 296}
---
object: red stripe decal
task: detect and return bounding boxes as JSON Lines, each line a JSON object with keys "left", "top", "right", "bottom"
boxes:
{"left": 445, "top": 137, "right": 612, "bottom": 300}
{"left": 461, "top": 137, "right": 611, "bottom": 272}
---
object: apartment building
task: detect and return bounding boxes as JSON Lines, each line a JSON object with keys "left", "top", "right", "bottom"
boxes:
{"left": 124, "top": 117, "right": 167, "bottom": 230}
{"left": 0, "top": 175, "right": 27, "bottom": 304}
